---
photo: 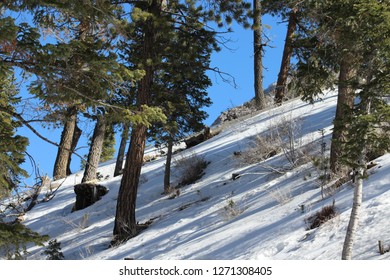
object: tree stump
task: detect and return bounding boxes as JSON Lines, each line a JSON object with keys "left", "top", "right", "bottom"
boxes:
{"left": 72, "top": 183, "right": 108, "bottom": 212}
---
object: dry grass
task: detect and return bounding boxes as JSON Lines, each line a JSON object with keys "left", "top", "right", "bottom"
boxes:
{"left": 174, "top": 153, "right": 209, "bottom": 187}
{"left": 305, "top": 202, "right": 337, "bottom": 230}
{"left": 238, "top": 133, "right": 282, "bottom": 165}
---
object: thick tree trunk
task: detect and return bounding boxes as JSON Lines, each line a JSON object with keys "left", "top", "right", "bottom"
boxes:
{"left": 330, "top": 53, "right": 356, "bottom": 174}
{"left": 113, "top": 124, "right": 148, "bottom": 242}
{"left": 274, "top": 8, "right": 297, "bottom": 105}
{"left": 82, "top": 113, "right": 106, "bottom": 183}
{"left": 164, "top": 139, "right": 174, "bottom": 194}
{"left": 114, "top": 123, "right": 130, "bottom": 177}
{"left": 66, "top": 123, "right": 82, "bottom": 176}
{"left": 253, "top": 0, "right": 265, "bottom": 109}
{"left": 113, "top": 0, "right": 161, "bottom": 244}
{"left": 53, "top": 106, "right": 78, "bottom": 181}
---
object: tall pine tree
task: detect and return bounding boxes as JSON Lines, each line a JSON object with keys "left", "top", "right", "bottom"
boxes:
{"left": 112, "top": 0, "right": 253, "bottom": 245}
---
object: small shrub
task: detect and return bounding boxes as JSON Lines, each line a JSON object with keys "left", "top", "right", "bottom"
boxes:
{"left": 268, "top": 187, "right": 292, "bottom": 205}
{"left": 238, "top": 134, "right": 282, "bottom": 165}
{"left": 79, "top": 213, "right": 90, "bottom": 229}
{"left": 174, "top": 153, "right": 209, "bottom": 187}
{"left": 305, "top": 202, "right": 337, "bottom": 230}
{"left": 276, "top": 115, "right": 306, "bottom": 167}
{"left": 378, "top": 240, "right": 390, "bottom": 255}
{"left": 222, "top": 199, "right": 244, "bottom": 219}
{"left": 238, "top": 115, "right": 307, "bottom": 168}
{"left": 44, "top": 239, "right": 65, "bottom": 260}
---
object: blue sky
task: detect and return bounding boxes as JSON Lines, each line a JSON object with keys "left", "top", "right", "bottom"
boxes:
{"left": 206, "top": 15, "right": 286, "bottom": 125}
{"left": 17, "top": 15, "right": 287, "bottom": 185}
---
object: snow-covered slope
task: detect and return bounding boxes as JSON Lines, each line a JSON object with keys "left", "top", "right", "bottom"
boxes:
{"left": 19, "top": 91, "right": 390, "bottom": 260}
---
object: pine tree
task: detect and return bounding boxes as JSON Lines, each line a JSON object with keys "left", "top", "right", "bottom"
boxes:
{"left": 112, "top": 0, "right": 253, "bottom": 245}
{"left": 253, "top": 0, "right": 265, "bottom": 109}
{"left": 0, "top": 72, "right": 29, "bottom": 197}
{"left": 262, "top": 1, "right": 308, "bottom": 104}
{"left": 6, "top": 1, "right": 135, "bottom": 181}
{"left": 290, "top": 0, "right": 390, "bottom": 259}
{"left": 0, "top": 221, "right": 48, "bottom": 259}
{"left": 82, "top": 108, "right": 107, "bottom": 183}
{"left": 44, "top": 239, "right": 65, "bottom": 260}
{"left": 340, "top": 1, "right": 390, "bottom": 259}
{"left": 100, "top": 123, "right": 116, "bottom": 163}
{"left": 114, "top": 123, "right": 130, "bottom": 177}
{"left": 147, "top": 4, "right": 215, "bottom": 193}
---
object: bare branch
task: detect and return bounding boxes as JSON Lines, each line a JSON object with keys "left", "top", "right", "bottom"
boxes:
{"left": 0, "top": 105, "right": 88, "bottom": 165}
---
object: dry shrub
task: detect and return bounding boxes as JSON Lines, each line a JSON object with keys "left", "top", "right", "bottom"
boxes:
{"left": 268, "top": 187, "right": 292, "bottom": 205}
{"left": 221, "top": 199, "right": 244, "bottom": 220}
{"left": 305, "top": 202, "right": 337, "bottom": 230}
{"left": 238, "top": 115, "right": 309, "bottom": 168}
{"left": 238, "top": 134, "right": 282, "bottom": 165}
{"left": 174, "top": 153, "right": 209, "bottom": 187}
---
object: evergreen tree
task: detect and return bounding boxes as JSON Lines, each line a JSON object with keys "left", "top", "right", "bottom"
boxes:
{"left": 262, "top": 0, "right": 308, "bottom": 104}
{"left": 5, "top": 1, "right": 136, "bottom": 181}
{"left": 149, "top": 20, "right": 214, "bottom": 193}
{"left": 340, "top": 0, "right": 390, "bottom": 259}
{"left": 0, "top": 221, "right": 48, "bottom": 259}
{"left": 290, "top": 0, "right": 390, "bottom": 259}
{"left": 82, "top": 108, "right": 107, "bottom": 183}
{"left": 114, "top": 123, "right": 130, "bottom": 177}
{"left": 253, "top": 0, "right": 265, "bottom": 108}
{"left": 112, "top": 0, "right": 253, "bottom": 245}
{"left": 0, "top": 71, "right": 28, "bottom": 197}
{"left": 44, "top": 239, "right": 65, "bottom": 260}
{"left": 100, "top": 123, "right": 116, "bottom": 163}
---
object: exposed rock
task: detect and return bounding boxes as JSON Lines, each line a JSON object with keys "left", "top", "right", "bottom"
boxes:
{"left": 211, "top": 83, "right": 276, "bottom": 127}
{"left": 184, "top": 126, "right": 212, "bottom": 148}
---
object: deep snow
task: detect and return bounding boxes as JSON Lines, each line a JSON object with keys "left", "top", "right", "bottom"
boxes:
{"left": 4, "top": 90, "right": 390, "bottom": 260}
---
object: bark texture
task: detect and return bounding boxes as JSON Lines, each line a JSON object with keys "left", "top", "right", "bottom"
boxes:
{"left": 66, "top": 123, "right": 82, "bottom": 176}
{"left": 341, "top": 155, "right": 364, "bottom": 260}
{"left": 330, "top": 52, "right": 356, "bottom": 174}
{"left": 113, "top": 0, "right": 161, "bottom": 244}
{"left": 82, "top": 113, "right": 106, "bottom": 183}
{"left": 253, "top": 0, "right": 265, "bottom": 109}
{"left": 164, "top": 139, "right": 173, "bottom": 194}
{"left": 274, "top": 9, "right": 297, "bottom": 104}
{"left": 53, "top": 106, "right": 78, "bottom": 181}
{"left": 114, "top": 124, "right": 130, "bottom": 177}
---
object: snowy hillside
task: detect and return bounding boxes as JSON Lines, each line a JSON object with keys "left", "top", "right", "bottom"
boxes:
{"left": 13, "top": 91, "right": 390, "bottom": 260}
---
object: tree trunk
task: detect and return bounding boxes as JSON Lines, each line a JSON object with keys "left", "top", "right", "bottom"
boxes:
{"left": 113, "top": 124, "right": 148, "bottom": 242}
{"left": 274, "top": 8, "right": 297, "bottom": 105}
{"left": 253, "top": 0, "right": 265, "bottom": 109}
{"left": 53, "top": 106, "right": 77, "bottom": 181}
{"left": 341, "top": 151, "right": 365, "bottom": 259}
{"left": 342, "top": 94, "right": 371, "bottom": 260}
{"left": 330, "top": 52, "right": 356, "bottom": 174}
{"left": 66, "top": 123, "right": 82, "bottom": 176}
{"left": 113, "top": 0, "right": 161, "bottom": 244}
{"left": 164, "top": 139, "right": 174, "bottom": 194}
{"left": 114, "top": 123, "right": 130, "bottom": 177}
{"left": 82, "top": 112, "right": 106, "bottom": 183}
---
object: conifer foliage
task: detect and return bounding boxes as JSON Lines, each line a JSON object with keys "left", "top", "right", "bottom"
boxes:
{"left": 0, "top": 72, "right": 28, "bottom": 197}
{"left": 0, "top": 221, "right": 48, "bottom": 259}
{"left": 1, "top": 0, "right": 390, "bottom": 260}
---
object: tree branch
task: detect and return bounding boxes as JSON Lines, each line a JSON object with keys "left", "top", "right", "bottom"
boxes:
{"left": 0, "top": 105, "right": 88, "bottom": 165}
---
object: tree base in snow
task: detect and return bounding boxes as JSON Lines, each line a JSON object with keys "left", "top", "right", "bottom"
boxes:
{"left": 72, "top": 183, "right": 108, "bottom": 212}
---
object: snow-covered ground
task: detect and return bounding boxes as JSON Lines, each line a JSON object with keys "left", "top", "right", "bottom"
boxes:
{"left": 7, "top": 90, "right": 390, "bottom": 260}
